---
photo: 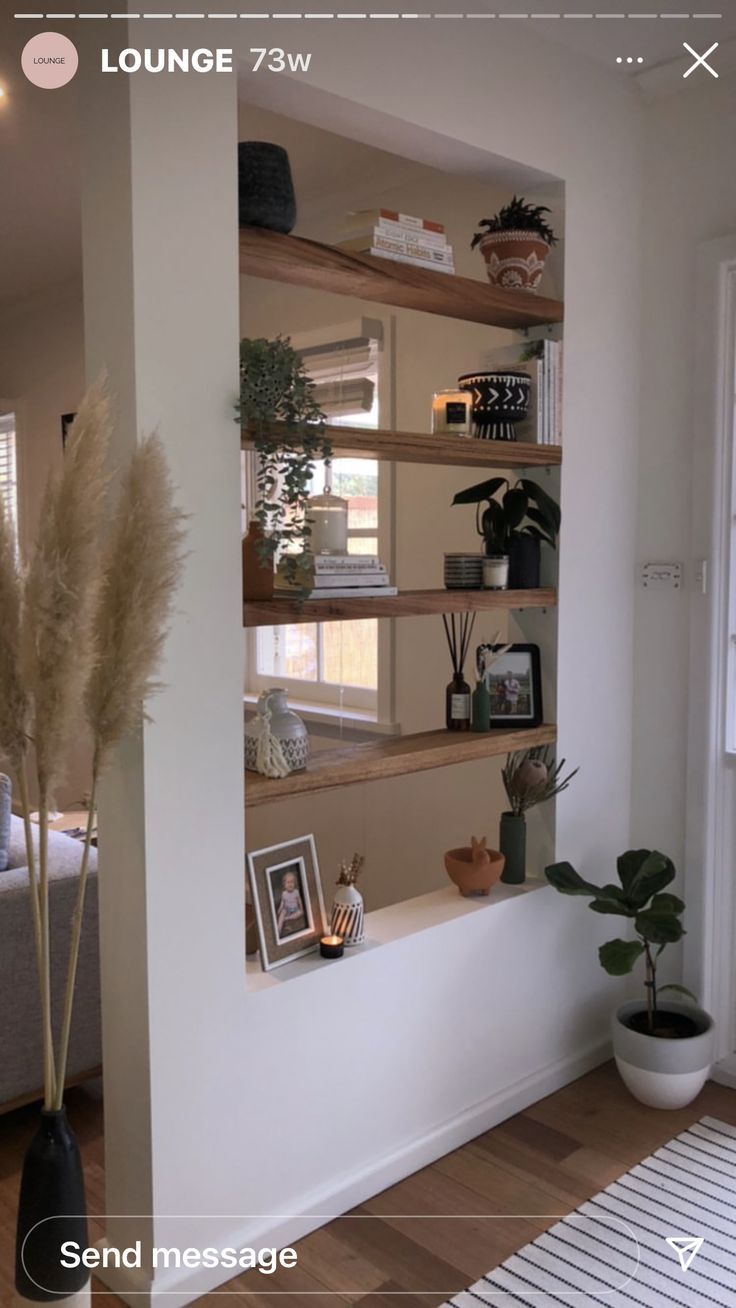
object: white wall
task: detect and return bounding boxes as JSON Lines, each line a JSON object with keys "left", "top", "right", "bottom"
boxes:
{"left": 631, "top": 77, "right": 736, "bottom": 870}
{"left": 80, "top": 19, "right": 643, "bottom": 1305}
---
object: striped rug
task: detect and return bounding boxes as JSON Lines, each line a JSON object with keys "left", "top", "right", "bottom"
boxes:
{"left": 444, "top": 1116, "right": 736, "bottom": 1307}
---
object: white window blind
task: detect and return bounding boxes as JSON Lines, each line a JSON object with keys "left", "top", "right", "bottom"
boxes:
{"left": 0, "top": 414, "right": 18, "bottom": 536}
{"left": 299, "top": 337, "right": 377, "bottom": 420}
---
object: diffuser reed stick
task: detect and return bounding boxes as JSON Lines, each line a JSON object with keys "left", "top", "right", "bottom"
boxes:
{"left": 442, "top": 611, "right": 476, "bottom": 732}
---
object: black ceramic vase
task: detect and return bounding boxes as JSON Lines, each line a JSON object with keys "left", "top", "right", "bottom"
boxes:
{"left": 458, "top": 370, "right": 531, "bottom": 442}
{"left": 508, "top": 535, "right": 541, "bottom": 589}
{"left": 15, "top": 1109, "right": 88, "bottom": 1302}
{"left": 499, "top": 812, "right": 527, "bottom": 885}
{"left": 238, "top": 142, "right": 296, "bottom": 234}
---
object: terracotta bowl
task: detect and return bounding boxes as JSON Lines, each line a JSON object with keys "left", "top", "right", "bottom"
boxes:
{"left": 444, "top": 847, "right": 505, "bottom": 897}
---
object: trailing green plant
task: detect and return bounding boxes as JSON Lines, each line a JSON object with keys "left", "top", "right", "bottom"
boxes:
{"left": 237, "top": 335, "right": 332, "bottom": 583}
{"left": 451, "top": 476, "right": 560, "bottom": 557}
{"left": 502, "top": 746, "right": 578, "bottom": 817}
{"left": 471, "top": 197, "right": 557, "bottom": 250}
{"left": 545, "top": 850, "right": 696, "bottom": 1034}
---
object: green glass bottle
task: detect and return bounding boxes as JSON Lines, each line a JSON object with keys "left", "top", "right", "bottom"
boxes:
{"left": 471, "top": 677, "right": 491, "bottom": 732}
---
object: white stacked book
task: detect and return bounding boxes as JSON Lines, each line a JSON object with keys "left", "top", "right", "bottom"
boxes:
{"left": 276, "top": 554, "right": 398, "bottom": 600}
{"left": 483, "top": 335, "right": 563, "bottom": 445}
{"left": 337, "top": 208, "right": 455, "bottom": 276}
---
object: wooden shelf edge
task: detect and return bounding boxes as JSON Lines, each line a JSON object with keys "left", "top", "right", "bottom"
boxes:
{"left": 243, "top": 588, "right": 556, "bottom": 627}
{"left": 242, "top": 423, "right": 562, "bottom": 470}
{"left": 239, "top": 227, "right": 563, "bottom": 330}
{"left": 245, "top": 723, "right": 557, "bottom": 808}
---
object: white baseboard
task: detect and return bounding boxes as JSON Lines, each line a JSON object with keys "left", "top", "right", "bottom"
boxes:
{"left": 711, "top": 1054, "right": 736, "bottom": 1089}
{"left": 97, "top": 1039, "right": 611, "bottom": 1307}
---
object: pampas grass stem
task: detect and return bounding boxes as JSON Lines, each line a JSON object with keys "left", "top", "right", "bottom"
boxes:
{"left": 54, "top": 434, "right": 186, "bottom": 1108}
{"left": 20, "top": 375, "right": 111, "bottom": 1108}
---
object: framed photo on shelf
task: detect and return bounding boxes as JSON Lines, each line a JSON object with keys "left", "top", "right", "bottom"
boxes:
{"left": 478, "top": 643, "right": 543, "bottom": 729}
{"left": 247, "top": 834, "right": 327, "bottom": 972}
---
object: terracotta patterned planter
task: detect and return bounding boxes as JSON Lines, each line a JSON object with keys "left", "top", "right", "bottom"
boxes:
{"left": 478, "top": 230, "right": 551, "bottom": 293}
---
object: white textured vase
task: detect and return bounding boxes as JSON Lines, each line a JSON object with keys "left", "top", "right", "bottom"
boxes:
{"left": 331, "top": 883, "right": 365, "bottom": 946}
{"left": 244, "top": 687, "right": 309, "bottom": 775}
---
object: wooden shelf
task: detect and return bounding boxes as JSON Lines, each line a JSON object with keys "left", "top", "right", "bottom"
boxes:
{"left": 239, "top": 227, "right": 564, "bottom": 330}
{"left": 244, "top": 587, "right": 556, "bottom": 627}
{"left": 245, "top": 723, "right": 556, "bottom": 808}
{"left": 242, "top": 422, "right": 562, "bottom": 470}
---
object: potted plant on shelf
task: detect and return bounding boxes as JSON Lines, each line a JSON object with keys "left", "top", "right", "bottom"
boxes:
{"left": 237, "top": 335, "right": 331, "bottom": 593}
{"left": 471, "top": 196, "right": 557, "bottom": 293}
{"left": 451, "top": 475, "right": 560, "bottom": 589}
{"left": 545, "top": 850, "right": 714, "bottom": 1109}
{"left": 500, "top": 748, "right": 578, "bottom": 884}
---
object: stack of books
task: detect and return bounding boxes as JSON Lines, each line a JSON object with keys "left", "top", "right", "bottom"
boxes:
{"left": 276, "top": 554, "right": 398, "bottom": 600}
{"left": 337, "top": 209, "right": 455, "bottom": 276}
{"left": 483, "top": 337, "right": 563, "bottom": 446}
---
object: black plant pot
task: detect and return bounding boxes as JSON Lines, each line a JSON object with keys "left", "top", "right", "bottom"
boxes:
{"left": 458, "top": 370, "right": 531, "bottom": 442}
{"left": 16, "top": 1109, "right": 88, "bottom": 1302}
{"left": 508, "top": 535, "right": 541, "bottom": 589}
{"left": 238, "top": 142, "right": 296, "bottom": 234}
{"left": 500, "top": 812, "right": 527, "bottom": 885}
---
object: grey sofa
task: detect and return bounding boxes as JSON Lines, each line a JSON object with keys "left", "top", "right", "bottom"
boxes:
{"left": 1, "top": 816, "right": 101, "bottom": 1110}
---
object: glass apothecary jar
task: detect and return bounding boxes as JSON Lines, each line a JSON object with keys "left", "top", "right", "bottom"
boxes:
{"left": 307, "top": 487, "right": 349, "bottom": 555}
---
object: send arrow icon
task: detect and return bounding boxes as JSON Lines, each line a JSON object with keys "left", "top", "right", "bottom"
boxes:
{"left": 666, "top": 1237, "right": 705, "bottom": 1272}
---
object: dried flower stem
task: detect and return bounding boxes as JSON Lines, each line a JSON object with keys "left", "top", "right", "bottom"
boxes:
{"left": 53, "top": 763, "right": 99, "bottom": 1108}
{"left": 53, "top": 434, "right": 186, "bottom": 1109}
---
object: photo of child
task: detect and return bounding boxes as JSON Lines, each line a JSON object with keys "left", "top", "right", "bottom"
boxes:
{"left": 268, "top": 860, "right": 310, "bottom": 941}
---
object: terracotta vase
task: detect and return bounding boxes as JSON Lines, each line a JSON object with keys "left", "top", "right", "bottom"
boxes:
{"left": 444, "top": 844, "right": 505, "bottom": 897}
{"left": 478, "top": 231, "right": 551, "bottom": 293}
{"left": 242, "top": 521, "right": 274, "bottom": 603}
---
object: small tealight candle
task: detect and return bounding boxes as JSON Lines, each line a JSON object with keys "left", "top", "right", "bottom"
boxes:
{"left": 319, "top": 934, "right": 344, "bottom": 959}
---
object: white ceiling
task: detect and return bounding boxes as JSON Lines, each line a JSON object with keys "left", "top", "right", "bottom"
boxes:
{"left": 0, "top": 7, "right": 731, "bottom": 309}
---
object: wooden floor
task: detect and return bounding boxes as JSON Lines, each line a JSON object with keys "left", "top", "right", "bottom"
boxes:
{"left": 3, "top": 1063, "right": 736, "bottom": 1306}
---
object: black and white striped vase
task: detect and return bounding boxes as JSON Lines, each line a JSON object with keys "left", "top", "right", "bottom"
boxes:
{"left": 330, "top": 884, "right": 365, "bottom": 946}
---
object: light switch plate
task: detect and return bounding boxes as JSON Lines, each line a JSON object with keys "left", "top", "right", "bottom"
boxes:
{"left": 641, "top": 562, "right": 683, "bottom": 590}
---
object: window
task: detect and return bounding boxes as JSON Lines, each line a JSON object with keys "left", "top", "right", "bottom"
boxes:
{"left": 244, "top": 320, "right": 393, "bottom": 718}
{"left": 0, "top": 412, "right": 18, "bottom": 541}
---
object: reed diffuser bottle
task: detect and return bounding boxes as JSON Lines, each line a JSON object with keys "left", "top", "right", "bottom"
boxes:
{"left": 442, "top": 612, "right": 475, "bottom": 732}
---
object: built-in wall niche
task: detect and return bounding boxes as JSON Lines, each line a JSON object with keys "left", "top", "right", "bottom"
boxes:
{"left": 240, "top": 100, "right": 564, "bottom": 922}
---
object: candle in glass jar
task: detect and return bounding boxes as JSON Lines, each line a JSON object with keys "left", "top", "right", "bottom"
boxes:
{"left": 307, "top": 489, "right": 349, "bottom": 555}
{"left": 319, "top": 934, "right": 344, "bottom": 959}
{"left": 431, "top": 389, "right": 472, "bottom": 436}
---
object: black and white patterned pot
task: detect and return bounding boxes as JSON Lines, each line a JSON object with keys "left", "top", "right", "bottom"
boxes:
{"left": 458, "top": 370, "right": 531, "bottom": 442}
{"left": 330, "top": 883, "right": 365, "bottom": 946}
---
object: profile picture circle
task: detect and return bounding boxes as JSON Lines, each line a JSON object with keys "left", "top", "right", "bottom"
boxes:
{"left": 21, "top": 32, "right": 78, "bottom": 89}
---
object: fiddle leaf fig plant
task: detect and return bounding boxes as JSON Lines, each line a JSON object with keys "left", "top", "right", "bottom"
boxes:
{"left": 451, "top": 476, "right": 560, "bottom": 558}
{"left": 237, "top": 335, "right": 332, "bottom": 584}
{"left": 545, "top": 850, "right": 696, "bottom": 1034}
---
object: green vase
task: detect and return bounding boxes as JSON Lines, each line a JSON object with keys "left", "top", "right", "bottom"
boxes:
{"left": 471, "top": 679, "right": 491, "bottom": 732}
{"left": 500, "top": 811, "right": 526, "bottom": 884}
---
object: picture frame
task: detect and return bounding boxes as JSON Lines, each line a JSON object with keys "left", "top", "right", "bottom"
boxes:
{"left": 247, "top": 835, "right": 327, "bottom": 972}
{"left": 478, "top": 642, "right": 543, "bottom": 729}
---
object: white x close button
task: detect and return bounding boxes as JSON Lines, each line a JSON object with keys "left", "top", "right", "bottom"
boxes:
{"left": 683, "top": 41, "right": 719, "bottom": 79}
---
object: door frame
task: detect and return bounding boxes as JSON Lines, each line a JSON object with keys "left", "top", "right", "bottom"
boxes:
{"left": 685, "top": 235, "right": 736, "bottom": 1081}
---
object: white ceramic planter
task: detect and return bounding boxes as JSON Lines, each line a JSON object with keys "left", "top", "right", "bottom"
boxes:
{"left": 612, "top": 1000, "right": 714, "bottom": 1110}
